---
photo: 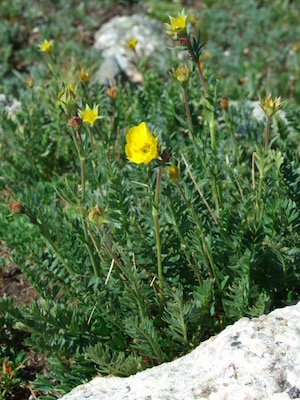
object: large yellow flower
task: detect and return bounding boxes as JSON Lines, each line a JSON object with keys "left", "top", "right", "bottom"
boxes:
{"left": 78, "top": 104, "right": 100, "bottom": 126}
{"left": 125, "top": 122, "right": 158, "bottom": 165}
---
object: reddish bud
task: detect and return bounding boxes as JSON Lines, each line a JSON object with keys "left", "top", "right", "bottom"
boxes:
{"left": 220, "top": 98, "right": 229, "bottom": 111}
{"left": 9, "top": 201, "right": 25, "bottom": 214}
{"left": 106, "top": 86, "right": 118, "bottom": 102}
{"left": 160, "top": 151, "right": 171, "bottom": 163}
{"left": 69, "top": 116, "right": 82, "bottom": 128}
{"left": 179, "top": 37, "right": 189, "bottom": 46}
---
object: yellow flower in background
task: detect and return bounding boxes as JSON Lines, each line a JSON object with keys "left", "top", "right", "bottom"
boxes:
{"left": 188, "top": 14, "right": 196, "bottom": 26}
{"left": 78, "top": 69, "right": 89, "bottom": 83}
{"left": 127, "top": 38, "right": 137, "bottom": 51}
{"left": 38, "top": 39, "right": 54, "bottom": 53}
{"left": 165, "top": 10, "right": 187, "bottom": 38}
{"left": 78, "top": 104, "right": 101, "bottom": 126}
{"left": 125, "top": 122, "right": 158, "bottom": 165}
{"left": 199, "top": 52, "right": 211, "bottom": 69}
{"left": 259, "top": 95, "right": 284, "bottom": 119}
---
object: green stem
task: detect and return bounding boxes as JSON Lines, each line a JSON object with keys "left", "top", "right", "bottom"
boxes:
{"left": 80, "top": 156, "right": 100, "bottom": 278}
{"left": 88, "top": 126, "right": 95, "bottom": 154}
{"left": 152, "top": 166, "right": 163, "bottom": 301}
{"left": 257, "top": 168, "right": 264, "bottom": 225}
{"left": 176, "top": 183, "right": 225, "bottom": 312}
{"left": 71, "top": 128, "right": 100, "bottom": 278}
{"left": 225, "top": 112, "right": 240, "bottom": 166}
{"left": 97, "top": 227, "right": 146, "bottom": 318}
{"left": 264, "top": 117, "right": 271, "bottom": 152}
{"left": 26, "top": 212, "right": 75, "bottom": 278}
{"left": 182, "top": 87, "right": 208, "bottom": 173}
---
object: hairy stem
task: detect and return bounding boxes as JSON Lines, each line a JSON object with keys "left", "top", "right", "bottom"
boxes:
{"left": 152, "top": 166, "right": 163, "bottom": 301}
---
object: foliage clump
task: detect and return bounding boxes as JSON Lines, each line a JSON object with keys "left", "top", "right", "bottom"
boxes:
{"left": 0, "top": 3, "right": 299, "bottom": 400}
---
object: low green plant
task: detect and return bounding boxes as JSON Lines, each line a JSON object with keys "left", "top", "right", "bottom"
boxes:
{"left": 0, "top": 6, "right": 299, "bottom": 400}
{"left": 0, "top": 345, "right": 28, "bottom": 399}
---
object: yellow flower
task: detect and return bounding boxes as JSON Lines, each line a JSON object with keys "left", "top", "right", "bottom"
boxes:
{"left": 165, "top": 10, "right": 187, "bottom": 38}
{"left": 171, "top": 64, "right": 190, "bottom": 86}
{"left": 38, "top": 39, "right": 54, "bottom": 53}
{"left": 125, "top": 122, "right": 158, "bottom": 165}
{"left": 127, "top": 38, "right": 138, "bottom": 51}
{"left": 78, "top": 104, "right": 101, "bottom": 126}
{"left": 78, "top": 69, "right": 89, "bottom": 83}
{"left": 259, "top": 95, "right": 284, "bottom": 119}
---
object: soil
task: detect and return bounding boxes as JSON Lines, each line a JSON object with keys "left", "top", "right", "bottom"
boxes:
{"left": 0, "top": 245, "right": 45, "bottom": 400}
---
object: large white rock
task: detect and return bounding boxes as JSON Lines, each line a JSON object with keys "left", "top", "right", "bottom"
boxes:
{"left": 61, "top": 302, "right": 300, "bottom": 400}
{"left": 93, "top": 14, "right": 172, "bottom": 85}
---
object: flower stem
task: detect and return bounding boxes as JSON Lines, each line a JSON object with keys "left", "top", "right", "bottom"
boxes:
{"left": 176, "top": 183, "right": 225, "bottom": 312}
{"left": 182, "top": 87, "right": 206, "bottom": 168}
{"left": 152, "top": 166, "right": 163, "bottom": 301}
{"left": 264, "top": 117, "right": 271, "bottom": 152}
{"left": 26, "top": 211, "right": 75, "bottom": 278}
{"left": 195, "top": 60, "right": 207, "bottom": 97}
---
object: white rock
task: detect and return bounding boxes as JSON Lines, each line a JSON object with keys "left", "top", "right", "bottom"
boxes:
{"left": 60, "top": 302, "right": 300, "bottom": 400}
{"left": 93, "top": 14, "right": 172, "bottom": 85}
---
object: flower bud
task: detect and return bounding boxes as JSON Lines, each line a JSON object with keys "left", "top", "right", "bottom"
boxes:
{"left": 179, "top": 37, "right": 189, "bottom": 46}
{"left": 171, "top": 64, "right": 190, "bottom": 87}
{"left": 167, "top": 165, "right": 180, "bottom": 183}
{"left": 220, "top": 98, "right": 229, "bottom": 111}
{"left": 9, "top": 201, "right": 25, "bottom": 214}
{"left": 160, "top": 150, "right": 171, "bottom": 163}
{"left": 69, "top": 116, "right": 82, "bottom": 128}
{"left": 24, "top": 76, "right": 34, "bottom": 88}
{"left": 78, "top": 69, "right": 89, "bottom": 83}
{"left": 57, "top": 84, "right": 76, "bottom": 116}
{"left": 88, "top": 206, "right": 105, "bottom": 226}
{"left": 106, "top": 86, "right": 118, "bottom": 102}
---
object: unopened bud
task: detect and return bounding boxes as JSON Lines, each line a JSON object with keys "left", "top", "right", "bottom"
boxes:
{"left": 88, "top": 206, "right": 105, "bottom": 226}
{"left": 9, "top": 201, "right": 25, "bottom": 214}
{"left": 57, "top": 83, "right": 76, "bottom": 116}
{"left": 69, "top": 116, "right": 82, "bottom": 128}
{"left": 167, "top": 165, "right": 180, "bottom": 183}
{"left": 160, "top": 151, "right": 171, "bottom": 163}
{"left": 24, "top": 76, "right": 34, "bottom": 88}
{"left": 179, "top": 37, "right": 189, "bottom": 46}
{"left": 171, "top": 64, "right": 190, "bottom": 87}
{"left": 220, "top": 98, "right": 229, "bottom": 111}
{"left": 78, "top": 70, "right": 89, "bottom": 83}
{"left": 106, "top": 86, "right": 118, "bottom": 102}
